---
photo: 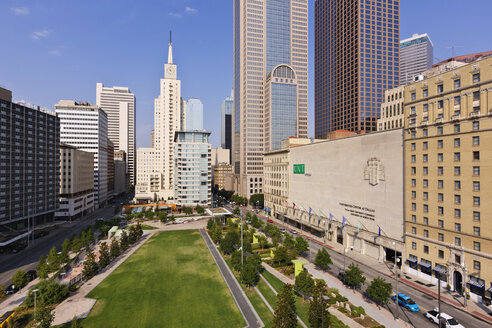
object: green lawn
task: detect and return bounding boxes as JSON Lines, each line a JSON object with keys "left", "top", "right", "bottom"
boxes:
{"left": 82, "top": 230, "right": 245, "bottom": 328}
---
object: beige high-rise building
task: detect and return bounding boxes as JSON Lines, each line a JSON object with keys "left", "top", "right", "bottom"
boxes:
{"left": 233, "top": 0, "right": 308, "bottom": 198}
{"left": 211, "top": 147, "right": 230, "bottom": 166}
{"left": 213, "top": 164, "right": 233, "bottom": 190}
{"left": 135, "top": 39, "right": 185, "bottom": 202}
{"left": 404, "top": 55, "right": 492, "bottom": 304}
{"left": 377, "top": 86, "right": 405, "bottom": 131}
{"left": 96, "top": 83, "right": 135, "bottom": 185}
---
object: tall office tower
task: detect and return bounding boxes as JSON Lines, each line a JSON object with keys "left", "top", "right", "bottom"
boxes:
{"left": 96, "top": 83, "right": 135, "bottom": 186}
{"left": 0, "top": 88, "right": 60, "bottom": 245}
{"left": 135, "top": 37, "right": 186, "bottom": 202}
{"left": 221, "top": 90, "right": 233, "bottom": 164}
{"left": 55, "top": 100, "right": 109, "bottom": 207}
{"left": 107, "top": 139, "right": 114, "bottom": 200}
{"left": 233, "top": 0, "right": 308, "bottom": 198}
{"left": 185, "top": 98, "right": 203, "bottom": 131}
{"left": 315, "top": 0, "right": 400, "bottom": 138}
{"left": 400, "top": 33, "right": 433, "bottom": 85}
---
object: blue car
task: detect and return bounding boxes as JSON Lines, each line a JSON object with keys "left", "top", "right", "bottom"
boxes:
{"left": 392, "top": 293, "right": 420, "bottom": 312}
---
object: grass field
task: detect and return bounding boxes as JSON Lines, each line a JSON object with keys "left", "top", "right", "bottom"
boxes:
{"left": 82, "top": 230, "right": 246, "bottom": 328}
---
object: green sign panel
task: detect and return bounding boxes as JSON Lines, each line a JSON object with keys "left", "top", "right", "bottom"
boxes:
{"left": 293, "top": 164, "right": 305, "bottom": 174}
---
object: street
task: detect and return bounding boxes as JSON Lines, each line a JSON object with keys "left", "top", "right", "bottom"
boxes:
{"left": 232, "top": 206, "right": 489, "bottom": 328}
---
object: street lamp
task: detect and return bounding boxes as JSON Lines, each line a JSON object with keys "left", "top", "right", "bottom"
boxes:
{"left": 392, "top": 241, "right": 400, "bottom": 319}
{"left": 241, "top": 214, "right": 244, "bottom": 266}
{"left": 321, "top": 295, "right": 330, "bottom": 328}
{"left": 343, "top": 248, "right": 348, "bottom": 271}
{"left": 33, "top": 289, "right": 39, "bottom": 320}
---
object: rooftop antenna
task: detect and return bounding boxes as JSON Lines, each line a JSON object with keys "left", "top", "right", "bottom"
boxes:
{"left": 169, "top": 30, "right": 172, "bottom": 45}
{"left": 446, "top": 45, "right": 462, "bottom": 60}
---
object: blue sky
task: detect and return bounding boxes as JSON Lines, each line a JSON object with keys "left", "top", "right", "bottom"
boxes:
{"left": 1, "top": 0, "right": 491, "bottom": 148}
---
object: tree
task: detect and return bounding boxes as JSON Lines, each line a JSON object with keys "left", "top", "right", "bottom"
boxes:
{"left": 145, "top": 211, "right": 154, "bottom": 220}
{"left": 294, "top": 270, "right": 314, "bottom": 298}
{"left": 231, "top": 250, "right": 243, "bottom": 272}
{"left": 295, "top": 236, "right": 309, "bottom": 255}
{"left": 71, "top": 236, "right": 84, "bottom": 253}
{"left": 128, "top": 226, "right": 138, "bottom": 244}
{"left": 247, "top": 253, "right": 262, "bottom": 273}
{"left": 70, "top": 316, "right": 82, "bottom": 328}
{"left": 366, "top": 277, "right": 392, "bottom": 307}
{"left": 220, "top": 230, "right": 239, "bottom": 254}
{"left": 110, "top": 238, "right": 120, "bottom": 259}
{"left": 196, "top": 205, "right": 205, "bottom": 214}
{"left": 46, "top": 246, "right": 60, "bottom": 273}
{"left": 211, "top": 226, "right": 222, "bottom": 244}
{"left": 249, "top": 193, "right": 264, "bottom": 207}
{"left": 273, "top": 284, "right": 297, "bottom": 328}
{"left": 86, "top": 228, "right": 94, "bottom": 244}
{"left": 207, "top": 218, "right": 215, "bottom": 230}
{"left": 233, "top": 206, "right": 240, "bottom": 216}
{"left": 60, "top": 238, "right": 71, "bottom": 264}
{"left": 283, "top": 234, "right": 296, "bottom": 249}
{"left": 159, "top": 211, "right": 168, "bottom": 223}
{"left": 182, "top": 206, "right": 193, "bottom": 215}
{"left": 314, "top": 248, "right": 333, "bottom": 271}
{"left": 25, "top": 280, "right": 68, "bottom": 307}
{"left": 309, "top": 279, "right": 330, "bottom": 328}
{"left": 82, "top": 249, "right": 98, "bottom": 280}
{"left": 120, "top": 230, "right": 129, "bottom": 250}
{"left": 344, "top": 263, "right": 366, "bottom": 289}
{"left": 36, "top": 299, "right": 54, "bottom": 328}
{"left": 37, "top": 255, "right": 49, "bottom": 279}
{"left": 0, "top": 285, "right": 6, "bottom": 302}
{"left": 273, "top": 246, "right": 290, "bottom": 266}
{"left": 240, "top": 262, "right": 260, "bottom": 287}
{"left": 259, "top": 235, "right": 268, "bottom": 250}
{"left": 98, "top": 242, "right": 110, "bottom": 268}
{"left": 99, "top": 225, "right": 111, "bottom": 238}
{"left": 12, "top": 270, "right": 29, "bottom": 289}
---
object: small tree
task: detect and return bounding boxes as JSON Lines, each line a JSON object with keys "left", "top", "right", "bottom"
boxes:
{"left": 110, "top": 238, "right": 120, "bottom": 259}
{"left": 83, "top": 249, "right": 98, "bottom": 280}
{"left": 211, "top": 226, "right": 223, "bottom": 244}
{"left": 196, "top": 205, "right": 205, "bottom": 214}
{"left": 98, "top": 242, "right": 110, "bottom": 268}
{"left": 259, "top": 235, "right": 268, "bottom": 250}
{"left": 283, "top": 234, "right": 296, "bottom": 249}
{"left": 295, "top": 236, "right": 309, "bottom": 255}
{"left": 273, "top": 284, "right": 297, "bottom": 328}
{"left": 71, "top": 236, "right": 84, "bottom": 253}
{"left": 273, "top": 246, "right": 290, "bottom": 266}
{"left": 309, "top": 279, "right": 330, "bottom": 328}
{"left": 100, "top": 225, "right": 111, "bottom": 238}
{"left": 220, "top": 230, "right": 239, "bottom": 255}
{"left": 36, "top": 298, "right": 54, "bottom": 328}
{"left": 240, "top": 262, "right": 259, "bottom": 287}
{"left": 86, "top": 228, "right": 94, "bottom": 244}
{"left": 294, "top": 270, "right": 314, "bottom": 298}
{"left": 70, "top": 316, "right": 81, "bottom": 328}
{"left": 128, "top": 226, "right": 138, "bottom": 244}
{"left": 159, "top": 211, "right": 168, "bottom": 223}
{"left": 120, "top": 230, "right": 129, "bottom": 250}
{"left": 61, "top": 238, "right": 71, "bottom": 263}
{"left": 0, "top": 285, "right": 5, "bottom": 301}
{"left": 37, "top": 255, "right": 49, "bottom": 279}
{"left": 12, "top": 270, "right": 29, "bottom": 289}
{"left": 314, "top": 248, "right": 332, "bottom": 271}
{"left": 46, "top": 246, "right": 60, "bottom": 273}
{"left": 344, "top": 263, "right": 366, "bottom": 289}
{"left": 233, "top": 207, "right": 240, "bottom": 216}
{"left": 247, "top": 253, "right": 262, "bottom": 273}
{"left": 366, "top": 277, "right": 392, "bottom": 307}
{"left": 231, "top": 250, "right": 243, "bottom": 272}
{"left": 145, "top": 211, "right": 154, "bottom": 220}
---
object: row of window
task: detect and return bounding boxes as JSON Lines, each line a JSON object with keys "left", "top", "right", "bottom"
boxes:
{"left": 410, "top": 121, "right": 479, "bottom": 138}
{"left": 410, "top": 73, "right": 480, "bottom": 101}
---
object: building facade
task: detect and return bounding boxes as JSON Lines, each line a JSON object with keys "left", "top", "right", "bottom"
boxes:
{"left": 174, "top": 131, "right": 212, "bottom": 206}
{"left": 377, "top": 85, "right": 405, "bottom": 131}
{"left": 233, "top": 0, "right": 309, "bottom": 198}
{"left": 404, "top": 55, "right": 492, "bottom": 303}
{"left": 55, "top": 100, "right": 109, "bottom": 207}
{"left": 221, "top": 90, "right": 233, "bottom": 164}
{"left": 315, "top": 0, "right": 400, "bottom": 137}
{"left": 0, "top": 88, "right": 60, "bottom": 246}
{"left": 213, "top": 164, "right": 233, "bottom": 190}
{"left": 185, "top": 98, "right": 203, "bottom": 131}
{"left": 135, "top": 40, "right": 185, "bottom": 202}
{"left": 96, "top": 83, "right": 135, "bottom": 185}
{"left": 211, "top": 147, "right": 231, "bottom": 166}
{"left": 56, "top": 144, "right": 94, "bottom": 220}
{"left": 107, "top": 139, "right": 114, "bottom": 200}
{"left": 114, "top": 150, "right": 128, "bottom": 194}
{"left": 399, "top": 33, "right": 433, "bottom": 85}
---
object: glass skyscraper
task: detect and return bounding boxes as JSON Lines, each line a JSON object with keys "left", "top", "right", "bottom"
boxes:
{"left": 221, "top": 91, "right": 233, "bottom": 164}
{"left": 233, "top": 0, "right": 308, "bottom": 197}
{"left": 399, "top": 33, "right": 433, "bottom": 85}
{"left": 315, "top": 0, "right": 400, "bottom": 137}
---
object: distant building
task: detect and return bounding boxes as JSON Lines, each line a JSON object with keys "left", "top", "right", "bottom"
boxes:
{"left": 221, "top": 90, "right": 233, "bottom": 164}
{"left": 174, "top": 131, "right": 212, "bottom": 206}
{"left": 56, "top": 144, "right": 94, "bottom": 220}
{"left": 114, "top": 150, "right": 128, "bottom": 194}
{"left": 377, "top": 86, "right": 405, "bottom": 131}
{"left": 185, "top": 98, "right": 203, "bottom": 131}
{"left": 96, "top": 83, "right": 135, "bottom": 185}
{"left": 399, "top": 33, "right": 433, "bottom": 85}
{"left": 0, "top": 88, "right": 60, "bottom": 246}
{"left": 213, "top": 164, "right": 233, "bottom": 190}
{"left": 55, "top": 100, "right": 109, "bottom": 207}
{"left": 211, "top": 147, "right": 230, "bottom": 166}
{"left": 107, "top": 139, "right": 114, "bottom": 201}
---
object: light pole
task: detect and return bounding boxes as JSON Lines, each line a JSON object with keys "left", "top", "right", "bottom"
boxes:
{"left": 392, "top": 241, "right": 400, "bottom": 319}
{"left": 33, "top": 289, "right": 39, "bottom": 320}
{"left": 321, "top": 295, "right": 330, "bottom": 328}
{"left": 343, "top": 248, "right": 348, "bottom": 271}
{"left": 241, "top": 213, "right": 244, "bottom": 266}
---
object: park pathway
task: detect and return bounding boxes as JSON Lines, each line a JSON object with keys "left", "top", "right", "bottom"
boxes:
{"left": 200, "top": 229, "right": 263, "bottom": 328}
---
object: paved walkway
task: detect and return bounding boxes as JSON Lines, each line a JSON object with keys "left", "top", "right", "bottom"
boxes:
{"left": 201, "top": 229, "right": 263, "bottom": 328}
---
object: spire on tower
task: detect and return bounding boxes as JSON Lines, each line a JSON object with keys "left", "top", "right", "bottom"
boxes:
{"left": 168, "top": 30, "right": 173, "bottom": 64}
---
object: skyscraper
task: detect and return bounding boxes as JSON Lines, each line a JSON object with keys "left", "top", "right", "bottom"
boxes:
{"left": 135, "top": 38, "right": 185, "bottom": 202}
{"left": 96, "top": 83, "right": 136, "bottom": 186}
{"left": 55, "top": 100, "right": 109, "bottom": 207}
{"left": 221, "top": 90, "right": 233, "bottom": 164}
{"left": 315, "top": 0, "right": 400, "bottom": 137}
{"left": 185, "top": 98, "right": 203, "bottom": 131}
{"left": 399, "top": 33, "right": 433, "bottom": 85}
{"left": 233, "top": 0, "right": 308, "bottom": 198}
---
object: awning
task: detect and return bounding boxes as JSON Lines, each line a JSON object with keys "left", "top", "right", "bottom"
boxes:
{"left": 419, "top": 260, "right": 431, "bottom": 269}
{"left": 407, "top": 257, "right": 418, "bottom": 264}
{"left": 467, "top": 278, "right": 485, "bottom": 289}
{"left": 433, "top": 265, "right": 447, "bottom": 274}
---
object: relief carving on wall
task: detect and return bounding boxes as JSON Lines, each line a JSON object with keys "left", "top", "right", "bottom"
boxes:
{"left": 364, "top": 157, "right": 385, "bottom": 186}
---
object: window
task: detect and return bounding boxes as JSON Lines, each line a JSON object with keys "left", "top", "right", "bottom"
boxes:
{"left": 411, "top": 167, "right": 416, "bottom": 175}
{"left": 411, "top": 92, "right": 416, "bottom": 100}
{"left": 437, "top": 126, "right": 443, "bottom": 135}
{"left": 411, "top": 191, "right": 416, "bottom": 199}
{"left": 454, "top": 79, "right": 461, "bottom": 89}
{"left": 473, "top": 166, "right": 480, "bottom": 176}
{"left": 423, "top": 179, "right": 429, "bottom": 188}
{"left": 411, "top": 179, "right": 416, "bottom": 187}
{"left": 424, "top": 230, "right": 429, "bottom": 238}
{"left": 423, "top": 204, "right": 428, "bottom": 212}
{"left": 438, "top": 206, "right": 444, "bottom": 215}
{"left": 423, "top": 128, "right": 428, "bottom": 137}
{"left": 437, "top": 140, "right": 443, "bottom": 148}
{"left": 473, "top": 73, "right": 480, "bottom": 83}
{"left": 474, "top": 241, "right": 481, "bottom": 251}
{"left": 411, "top": 155, "right": 416, "bottom": 163}
{"left": 438, "top": 153, "right": 443, "bottom": 162}
{"left": 473, "top": 136, "right": 479, "bottom": 146}
{"left": 438, "top": 233, "right": 444, "bottom": 242}
{"left": 411, "top": 215, "right": 416, "bottom": 222}
{"left": 424, "top": 245, "right": 429, "bottom": 253}
{"left": 423, "top": 192, "right": 428, "bottom": 200}
{"left": 411, "top": 142, "right": 416, "bottom": 150}
{"left": 437, "top": 167, "right": 443, "bottom": 175}
{"left": 474, "top": 261, "right": 481, "bottom": 271}
{"left": 473, "top": 151, "right": 480, "bottom": 161}
{"left": 423, "top": 89, "right": 428, "bottom": 97}
{"left": 412, "top": 203, "right": 416, "bottom": 211}
{"left": 473, "top": 91, "right": 480, "bottom": 101}
{"left": 454, "top": 153, "right": 460, "bottom": 161}
{"left": 438, "top": 180, "right": 443, "bottom": 189}
{"left": 455, "top": 237, "right": 461, "bottom": 246}
{"left": 412, "top": 227, "right": 416, "bottom": 234}
{"left": 454, "top": 167, "right": 461, "bottom": 176}
{"left": 438, "top": 220, "right": 444, "bottom": 228}
{"left": 455, "top": 181, "right": 461, "bottom": 190}
{"left": 438, "top": 193, "right": 444, "bottom": 202}
{"left": 438, "top": 100, "right": 443, "bottom": 108}
{"left": 423, "top": 141, "right": 428, "bottom": 150}
{"left": 473, "top": 181, "right": 480, "bottom": 191}
{"left": 437, "top": 84, "right": 443, "bottom": 93}
{"left": 411, "top": 131, "right": 416, "bottom": 138}
{"left": 412, "top": 242, "right": 417, "bottom": 250}
{"left": 454, "top": 138, "right": 460, "bottom": 147}
{"left": 455, "top": 209, "right": 461, "bottom": 218}
{"left": 455, "top": 223, "right": 461, "bottom": 232}
{"left": 454, "top": 124, "right": 460, "bottom": 133}
{"left": 473, "top": 196, "right": 480, "bottom": 206}
{"left": 423, "top": 217, "right": 429, "bottom": 225}
{"left": 423, "top": 104, "right": 428, "bottom": 112}
{"left": 438, "top": 250, "right": 444, "bottom": 259}
{"left": 473, "top": 121, "right": 479, "bottom": 130}
{"left": 455, "top": 254, "right": 461, "bottom": 264}
{"left": 423, "top": 167, "right": 428, "bottom": 175}
{"left": 455, "top": 195, "right": 461, "bottom": 204}
{"left": 454, "top": 96, "right": 461, "bottom": 105}
{"left": 474, "top": 226, "right": 480, "bottom": 236}
{"left": 473, "top": 211, "right": 480, "bottom": 221}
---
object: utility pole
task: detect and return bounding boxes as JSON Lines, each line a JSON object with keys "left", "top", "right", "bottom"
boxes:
{"left": 241, "top": 213, "right": 244, "bottom": 266}
{"left": 393, "top": 241, "right": 399, "bottom": 319}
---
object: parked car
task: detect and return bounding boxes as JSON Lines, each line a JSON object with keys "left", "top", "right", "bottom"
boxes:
{"left": 290, "top": 230, "right": 297, "bottom": 234}
{"left": 267, "top": 219, "right": 274, "bottom": 223}
{"left": 280, "top": 228, "right": 286, "bottom": 233}
{"left": 338, "top": 270, "right": 346, "bottom": 283}
{"left": 4, "top": 284, "right": 18, "bottom": 295}
{"left": 27, "top": 270, "right": 37, "bottom": 281}
{"left": 392, "top": 293, "right": 420, "bottom": 312}
{"left": 425, "top": 310, "right": 464, "bottom": 327}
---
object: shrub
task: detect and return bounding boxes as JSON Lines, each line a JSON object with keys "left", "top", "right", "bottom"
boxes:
{"left": 25, "top": 280, "right": 68, "bottom": 307}
{"left": 350, "top": 305, "right": 365, "bottom": 317}
{"left": 12, "top": 270, "right": 29, "bottom": 289}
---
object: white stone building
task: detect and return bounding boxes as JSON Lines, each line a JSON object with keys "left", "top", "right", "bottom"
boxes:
{"left": 377, "top": 86, "right": 405, "bottom": 131}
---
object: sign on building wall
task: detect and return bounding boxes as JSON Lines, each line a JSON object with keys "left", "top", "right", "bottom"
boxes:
{"left": 293, "top": 164, "right": 305, "bottom": 174}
